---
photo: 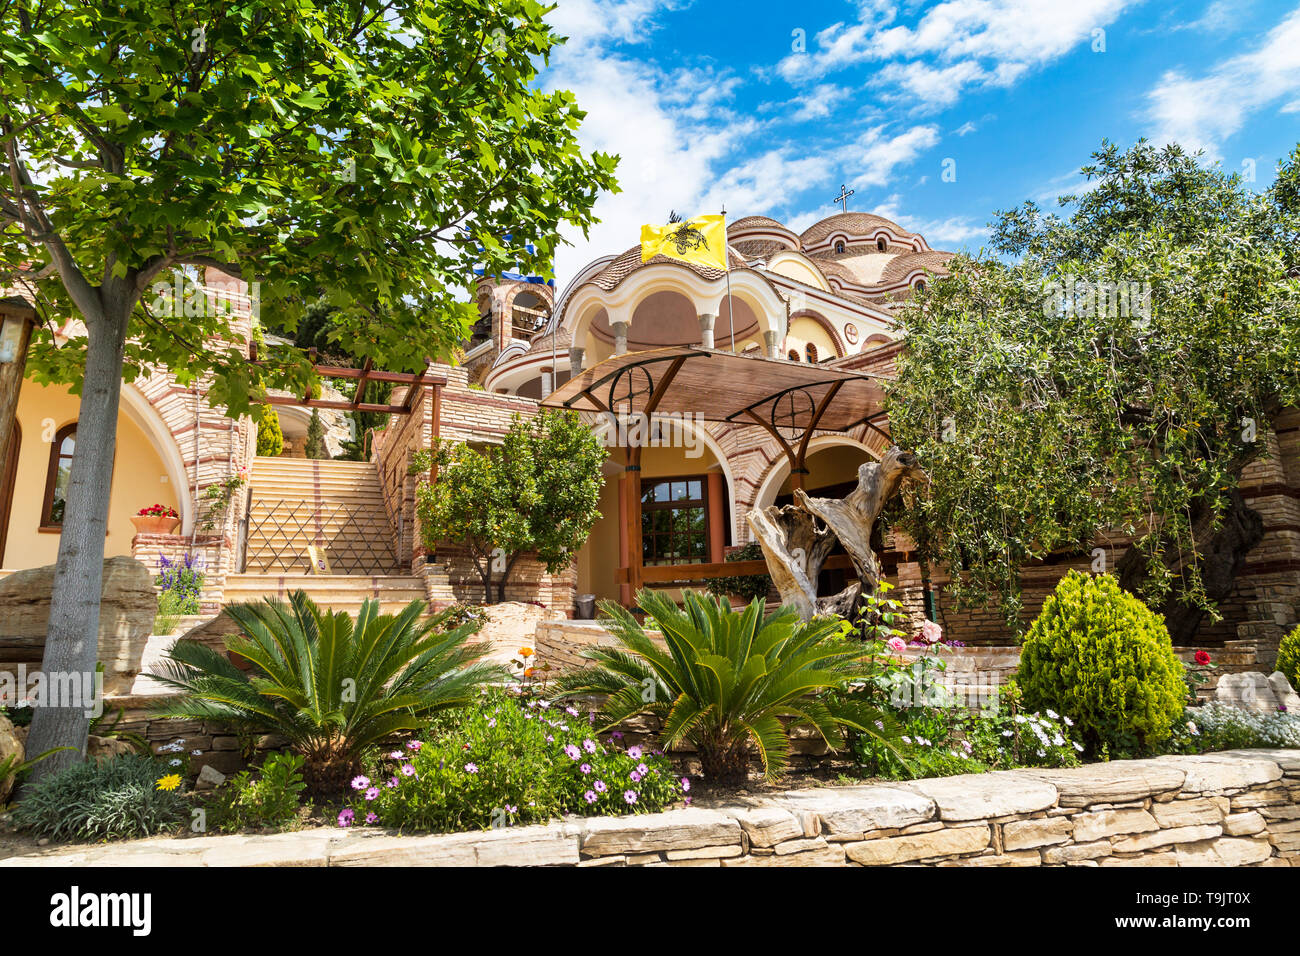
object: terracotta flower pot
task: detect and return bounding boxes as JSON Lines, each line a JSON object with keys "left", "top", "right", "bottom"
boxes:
{"left": 131, "top": 514, "right": 179, "bottom": 535}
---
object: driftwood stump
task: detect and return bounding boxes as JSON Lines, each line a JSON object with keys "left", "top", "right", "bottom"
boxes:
{"left": 746, "top": 446, "right": 926, "bottom": 620}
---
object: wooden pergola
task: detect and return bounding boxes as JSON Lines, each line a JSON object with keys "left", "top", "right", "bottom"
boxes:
{"left": 248, "top": 345, "right": 447, "bottom": 416}
{"left": 543, "top": 346, "right": 892, "bottom": 599}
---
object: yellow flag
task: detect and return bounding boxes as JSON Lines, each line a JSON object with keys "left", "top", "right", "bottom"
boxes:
{"left": 640, "top": 214, "right": 728, "bottom": 270}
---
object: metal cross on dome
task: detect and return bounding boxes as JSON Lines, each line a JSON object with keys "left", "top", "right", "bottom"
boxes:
{"left": 832, "top": 184, "right": 855, "bottom": 213}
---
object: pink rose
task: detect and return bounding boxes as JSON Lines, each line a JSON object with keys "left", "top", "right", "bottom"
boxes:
{"left": 886, "top": 636, "right": 906, "bottom": 653}
{"left": 919, "top": 620, "right": 943, "bottom": 644}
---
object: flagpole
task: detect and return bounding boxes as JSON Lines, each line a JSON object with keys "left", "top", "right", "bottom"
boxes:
{"left": 722, "top": 203, "right": 734, "bottom": 352}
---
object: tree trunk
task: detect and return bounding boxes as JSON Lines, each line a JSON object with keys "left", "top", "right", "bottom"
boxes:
{"left": 1116, "top": 489, "right": 1265, "bottom": 644}
{"left": 745, "top": 503, "right": 836, "bottom": 619}
{"left": 24, "top": 301, "right": 132, "bottom": 782}
{"left": 477, "top": 556, "right": 493, "bottom": 604}
{"left": 748, "top": 446, "right": 926, "bottom": 621}
{"left": 496, "top": 552, "right": 521, "bottom": 603}
{"left": 0, "top": 311, "right": 33, "bottom": 478}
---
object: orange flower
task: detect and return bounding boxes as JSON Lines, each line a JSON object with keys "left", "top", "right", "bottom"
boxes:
{"left": 518, "top": 646, "right": 534, "bottom": 658}
{"left": 523, "top": 667, "right": 535, "bottom": 677}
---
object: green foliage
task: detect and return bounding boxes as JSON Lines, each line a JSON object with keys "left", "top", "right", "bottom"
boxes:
{"left": 416, "top": 411, "right": 606, "bottom": 602}
{"left": 304, "top": 409, "right": 328, "bottom": 460}
{"left": 1172, "top": 702, "right": 1300, "bottom": 752}
{"left": 153, "top": 589, "right": 188, "bottom": 636}
{"left": 13, "top": 754, "right": 187, "bottom": 841}
{"left": 704, "top": 543, "right": 772, "bottom": 604}
{"left": 147, "top": 592, "right": 504, "bottom": 794}
{"left": 555, "top": 589, "right": 888, "bottom": 784}
{"left": 1278, "top": 625, "right": 1300, "bottom": 692}
{"left": 889, "top": 141, "right": 1300, "bottom": 632}
{"left": 3, "top": 0, "right": 619, "bottom": 413}
{"left": 255, "top": 405, "right": 284, "bottom": 458}
{"left": 351, "top": 692, "right": 682, "bottom": 832}
{"left": 206, "top": 752, "right": 308, "bottom": 833}
{"left": 1017, "top": 571, "right": 1187, "bottom": 757}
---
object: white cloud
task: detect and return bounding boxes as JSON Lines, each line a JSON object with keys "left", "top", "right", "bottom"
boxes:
{"left": 777, "top": 0, "right": 1133, "bottom": 109}
{"left": 541, "top": 1, "right": 942, "bottom": 286}
{"left": 1144, "top": 4, "right": 1300, "bottom": 157}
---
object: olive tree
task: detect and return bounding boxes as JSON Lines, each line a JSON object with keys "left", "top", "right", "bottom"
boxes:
{"left": 889, "top": 141, "right": 1300, "bottom": 640}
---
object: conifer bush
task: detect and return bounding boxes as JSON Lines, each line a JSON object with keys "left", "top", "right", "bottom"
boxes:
{"left": 1278, "top": 625, "right": 1300, "bottom": 693}
{"left": 1017, "top": 571, "right": 1186, "bottom": 757}
{"left": 256, "top": 404, "right": 284, "bottom": 457}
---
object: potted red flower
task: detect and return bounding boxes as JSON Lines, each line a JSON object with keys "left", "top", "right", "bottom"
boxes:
{"left": 131, "top": 503, "right": 180, "bottom": 535}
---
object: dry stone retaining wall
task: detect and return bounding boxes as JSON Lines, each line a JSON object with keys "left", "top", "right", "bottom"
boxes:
{"left": 3, "top": 749, "right": 1296, "bottom": 867}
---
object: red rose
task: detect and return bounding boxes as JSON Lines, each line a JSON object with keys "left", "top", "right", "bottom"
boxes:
{"left": 1195, "top": 650, "right": 1211, "bottom": 666}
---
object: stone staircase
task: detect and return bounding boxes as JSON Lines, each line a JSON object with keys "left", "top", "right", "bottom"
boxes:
{"left": 220, "top": 572, "right": 429, "bottom": 616}
{"left": 225, "top": 456, "right": 422, "bottom": 615}
{"left": 243, "top": 456, "right": 400, "bottom": 575}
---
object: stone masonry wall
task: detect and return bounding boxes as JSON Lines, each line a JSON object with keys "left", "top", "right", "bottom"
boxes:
{"left": 7, "top": 749, "right": 1295, "bottom": 867}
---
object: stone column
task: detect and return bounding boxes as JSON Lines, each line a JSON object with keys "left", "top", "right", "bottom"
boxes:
{"left": 541, "top": 367, "right": 553, "bottom": 395}
{"left": 698, "top": 313, "right": 717, "bottom": 349}
{"left": 763, "top": 330, "right": 779, "bottom": 358}
{"left": 569, "top": 346, "right": 585, "bottom": 375}
{"left": 612, "top": 320, "right": 629, "bottom": 355}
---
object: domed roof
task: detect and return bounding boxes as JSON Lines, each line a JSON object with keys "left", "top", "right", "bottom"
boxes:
{"left": 880, "top": 250, "right": 954, "bottom": 285}
{"left": 728, "top": 215, "right": 788, "bottom": 233}
{"left": 586, "top": 244, "right": 748, "bottom": 292}
{"left": 799, "top": 212, "right": 918, "bottom": 249}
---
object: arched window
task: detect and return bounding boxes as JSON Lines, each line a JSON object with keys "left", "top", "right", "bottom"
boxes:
{"left": 805, "top": 342, "right": 819, "bottom": 364}
{"left": 834, "top": 241, "right": 845, "bottom": 254}
{"left": 915, "top": 279, "right": 927, "bottom": 292}
{"left": 787, "top": 349, "right": 801, "bottom": 362}
{"left": 41, "top": 423, "right": 76, "bottom": 529}
{"left": 876, "top": 237, "right": 888, "bottom": 252}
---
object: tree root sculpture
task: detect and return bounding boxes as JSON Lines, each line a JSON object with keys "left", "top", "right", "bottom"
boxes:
{"left": 746, "top": 446, "right": 926, "bottom": 620}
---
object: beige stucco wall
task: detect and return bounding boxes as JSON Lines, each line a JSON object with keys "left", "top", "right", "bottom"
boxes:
{"left": 576, "top": 441, "right": 728, "bottom": 604}
{"left": 785, "top": 315, "right": 840, "bottom": 361}
{"left": 2, "top": 381, "right": 178, "bottom": 569}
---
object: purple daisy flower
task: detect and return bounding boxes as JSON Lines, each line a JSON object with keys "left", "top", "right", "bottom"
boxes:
{"left": 583, "top": 739, "right": 597, "bottom": 753}
{"left": 337, "top": 808, "right": 355, "bottom": 828}
{"left": 350, "top": 775, "right": 370, "bottom": 791}
{"left": 584, "top": 790, "right": 597, "bottom": 804}
{"left": 365, "top": 812, "right": 378, "bottom": 824}
{"left": 626, "top": 745, "right": 642, "bottom": 759}
{"left": 365, "top": 787, "right": 379, "bottom": 801}
{"left": 623, "top": 790, "right": 638, "bottom": 805}
{"left": 594, "top": 779, "right": 607, "bottom": 793}
{"left": 580, "top": 763, "right": 591, "bottom": 774}
{"left": 400, "top": 764, "right": 416, "bottom": 777}
{"left": 465, "top": 762, "right": 478, "bottom": 773}
{"left": 564, "top": 744, "right": 581, "bottom": 760}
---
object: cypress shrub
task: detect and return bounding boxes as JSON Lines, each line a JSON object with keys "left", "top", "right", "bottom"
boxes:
{"left": 1017, "top": 570, "right": 1185, "bottom": 757}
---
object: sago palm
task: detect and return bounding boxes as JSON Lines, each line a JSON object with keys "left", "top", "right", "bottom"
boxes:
{"left": 555, "top": 589, "right": 887, "bottom": 784}
{"left": 149, "top": 591, "right": 503, "bottom": 794}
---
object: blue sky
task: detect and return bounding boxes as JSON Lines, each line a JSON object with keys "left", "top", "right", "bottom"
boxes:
{"left": 539, "top": 0, "right": 1300, "bottom": 283}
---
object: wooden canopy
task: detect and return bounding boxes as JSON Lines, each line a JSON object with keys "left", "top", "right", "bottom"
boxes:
{"left": 542, "top": 346, "right": 894, "bottom": 603}
{"left": 543, "top": 346, "right": 890, "bottom": 434}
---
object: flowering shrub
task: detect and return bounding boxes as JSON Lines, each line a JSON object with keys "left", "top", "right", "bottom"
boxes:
{"left": 1172, "top": 702, "right": 1300, "bottom": 752}
{"left": 347, "top": 692, "right": 684, "bottom": 832}
{"left": 960, "top": 684, "right": 1083, "bottom": 770}
{"left": 136, "top": 503, "right": 179, "bottom": 518}
{"left": 156, "top": 552, "right": 205, "bottom": 614}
